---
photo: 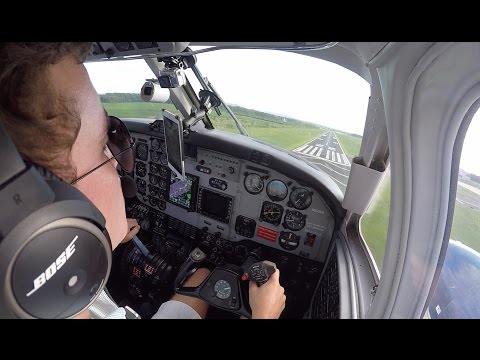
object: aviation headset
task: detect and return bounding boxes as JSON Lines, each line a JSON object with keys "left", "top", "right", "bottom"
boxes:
{"left": 0, "top": 122, "right": 112, "bottom": 319}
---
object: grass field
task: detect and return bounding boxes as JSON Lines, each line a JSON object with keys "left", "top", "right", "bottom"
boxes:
{"left": 103, "top": 102, "right": 180, "bottom": 119}
{"left": 451, "top": 185, "right": 480, "bottom": 252}
{"left": 451, "top": 201, "right": 480, "bottom": 251}
{"left": 461, "top": 178, "right": 480, "bottom": 190}
{"left": 360, "top": 173, "right": 391, "bottom": 270}
{"left": 360, "top": 174, "right": 480, "bottom": 271}
{"left": 335, "top": 132, "right": 362, "bottom": 159}
{"left": 103, "top": 102, "right": 324, "bottom": 151}
{"left": 246, "top": 128, "right": 325, "bottom": 151}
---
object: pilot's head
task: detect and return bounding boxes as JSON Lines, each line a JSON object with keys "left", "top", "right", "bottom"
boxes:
{"left": 0, "top": 42, "right": 128, "bottom": 250}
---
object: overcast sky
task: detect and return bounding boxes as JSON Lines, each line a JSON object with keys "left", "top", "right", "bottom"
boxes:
{"left": 85, "top": 48, "right": 480, "bottom": 176}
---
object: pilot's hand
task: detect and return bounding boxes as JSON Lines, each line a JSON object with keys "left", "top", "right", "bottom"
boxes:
{"left": 249, "top": 269, "right": 286, "bottom": 319}
{"left": 121, "top": 218, "right": 140, "bottom": 243}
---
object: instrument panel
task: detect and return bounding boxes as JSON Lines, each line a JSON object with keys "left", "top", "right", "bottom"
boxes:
{"left": 131, "top": 133, "right": 335, "bottom": 262}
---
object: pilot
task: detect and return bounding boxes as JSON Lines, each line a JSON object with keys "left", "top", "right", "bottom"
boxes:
{"left": 0, "top": 42, "right": 286, "bottom": 319}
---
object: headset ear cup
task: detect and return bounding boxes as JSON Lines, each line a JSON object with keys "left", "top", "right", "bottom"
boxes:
{"left": 0, "top": 161, "right": 113, "bottom": 318}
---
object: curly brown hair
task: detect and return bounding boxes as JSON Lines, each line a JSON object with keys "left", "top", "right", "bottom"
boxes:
{"left": 0, "top": 42, "right": 93, "bottom": 182}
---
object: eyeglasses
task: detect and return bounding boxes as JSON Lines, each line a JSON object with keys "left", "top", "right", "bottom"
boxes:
{"left": 71, "top": 116, "right": 135, "bottom": 185}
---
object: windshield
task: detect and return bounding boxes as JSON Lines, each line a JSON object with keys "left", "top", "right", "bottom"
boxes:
{"left": 186, "top": 48, "right": 370, "bottom": 193}
{"left": 85, "top": 48, "right": 370, "bottom": 194}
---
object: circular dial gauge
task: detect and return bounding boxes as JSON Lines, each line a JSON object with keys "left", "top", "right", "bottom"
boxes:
{"left": 150, "top": 163, "right": 159, "bottom": 175}
{"left": 148, "top": 185, "right": 159, "bottom": 198}
{"left": 151, "top": 138, "right": 161, "bottom": 150}
{"left": 289, "top": 188, "right": 313, "bottom": 210}
{"left": 260, "top": 202, "right": 284, "bottom": 225}
{"left": 244, "top": 173, "right": 264, "bottom": 194}
{"left": 266, "top": 180, "right": 288, "bottom": 201}
{"left": 135, "top": 162, "right": 147, "bottom": 177}
{"left": 159, "top": 167, "right": 169, "bottom": 179}
{"left": 151, "top": 151, "right": 160, "bottom": 163}
{"left": 161, "top": 142, "right": 167, "bottom": 153}
{"left": 214, "top": 280, "right": 232, "bottom": 299}
{"left": 160, "top": 153, "right": 168, "bottom": 166}
{"left": 135, "top": 143, "right": 148, "bottom": 161}
{"left": 284, "top": 210, "right": 306, "bottom": 231}
{"left": 149, "top": 174, "right": 158, "bottom": 185}
{"left": 159, "top": 179, "right": 167, "bottom": 190}
{"left": 279, "top": 232, "right": 300, "bottom": 251}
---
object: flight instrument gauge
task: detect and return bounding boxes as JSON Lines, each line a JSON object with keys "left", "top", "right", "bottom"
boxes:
{"left": 266, "top": 180, "right": 288, "bottom": 201}
{"left": 289, "top": 187, "right": 313, "bottom": 210}
{"left": 214, "top": 280, "right": 232, "bottom": 299}
{"left": 260, "top": 201, "right": 284, "bottom": 225}
{"left": 160, "top": 154, "right": 168, "bottom": 166}
{"left": 151, "top": 151, "right": 160, "bottom": 163}
{"left": 135, "top": 142, "right": 148, "bottom": 161}
{"left": 279, "top": 231, "right": 300, "bottom": 251}
{"left": 151, "top": 138, "right": 161, "bottom": 150}
{"left": 244, "top": 173, "right": 264, "bottom": 194}
{"left": 283, "top": 210, "right": 306, "bottom": 231}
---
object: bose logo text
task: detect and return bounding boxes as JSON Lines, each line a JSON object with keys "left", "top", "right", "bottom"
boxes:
{"left": 26, "top": 236, "right": 78, "bottom": 297}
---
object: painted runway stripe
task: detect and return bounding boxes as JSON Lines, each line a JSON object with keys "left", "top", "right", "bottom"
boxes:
{"left": 295, "top": 144, "right": 309, "bottom": 152}
{"left": 310, "top": 160, "right": 350, "bottom": 178}
{"left": 300, "top": 151, "right": 351, "bottom": 169}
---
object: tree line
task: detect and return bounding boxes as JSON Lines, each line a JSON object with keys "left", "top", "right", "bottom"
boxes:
{"left": 99, "top": 93, "right": 320, "bottom": 128}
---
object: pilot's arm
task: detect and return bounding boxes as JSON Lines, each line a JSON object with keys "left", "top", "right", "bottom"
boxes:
{"left": 121, "top": 218, "right": 141, "bottom": 243}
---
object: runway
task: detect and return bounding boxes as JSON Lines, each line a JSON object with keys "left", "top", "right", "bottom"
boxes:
{"left": 292, "top": 131, "right": 351, "bottom": 193}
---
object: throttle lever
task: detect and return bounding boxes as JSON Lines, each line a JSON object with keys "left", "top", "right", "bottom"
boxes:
{"left": 242, "top": 260, "right": 277, "bottom": 286}
{"left": 174, "top": 247, "right": 206, "bottom": 290}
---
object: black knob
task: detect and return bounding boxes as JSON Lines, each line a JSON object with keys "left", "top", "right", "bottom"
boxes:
{"left": 199, "top": 159, "right": 205, "bottom": 165}
{"left": 228, "top": 166, "right": 235, "bottom": 174}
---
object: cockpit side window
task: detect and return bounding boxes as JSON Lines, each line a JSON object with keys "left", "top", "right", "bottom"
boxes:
{"left": 425, "top": 110, "right": 480, "bottom": 319}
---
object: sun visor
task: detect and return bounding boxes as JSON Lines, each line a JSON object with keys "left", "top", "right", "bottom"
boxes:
{"left": 342, "top": 157, "right": 386, "bottom": 215}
